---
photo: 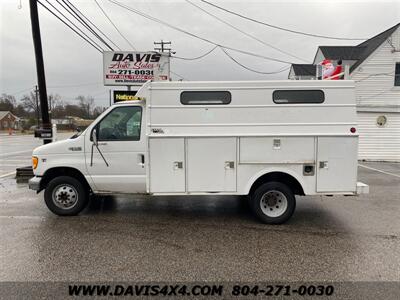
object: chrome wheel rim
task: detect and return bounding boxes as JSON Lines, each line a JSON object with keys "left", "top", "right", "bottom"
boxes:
{"left": 260, "top": 190, "right": 288, "bottom": 217}
{"left": 52, "top": 184, "right": 78, "bottom": 209}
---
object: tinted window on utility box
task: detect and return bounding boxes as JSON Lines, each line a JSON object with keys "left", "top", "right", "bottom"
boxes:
{"left": 273, "top": 90, "right": 325, "bottom": 104}
{"left": 180, "top": 91, "right": 231, "bottom": 105}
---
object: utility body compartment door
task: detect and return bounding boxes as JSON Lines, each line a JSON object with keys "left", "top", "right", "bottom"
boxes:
{"left": 149, "top": 138, "right": 185, "bottom": 193}
{"left": 317, "top": 137, "right": 358, "bottom": 193}
{"left": 149, "top": 137, "right": 237, "bottom": 193}
{"left": 187, "top": 137, "right": 237, "bottom": 192}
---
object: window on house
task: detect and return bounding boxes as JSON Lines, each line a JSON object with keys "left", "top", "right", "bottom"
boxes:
{"left": 273, "top": 90, "right": 325, "bottom": 104}
{"left": 180, "top": 91, "right": 231, "bottom": 105}
{"left": 395, "top": 63, "right": 400, "bottom": 86}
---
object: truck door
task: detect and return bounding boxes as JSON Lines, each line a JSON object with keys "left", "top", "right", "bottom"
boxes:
{"left": 316, "top": 137, "right": 358, "bottom": 193}
{"left": 85, "top": 105, "right": 146, "bottom": 193}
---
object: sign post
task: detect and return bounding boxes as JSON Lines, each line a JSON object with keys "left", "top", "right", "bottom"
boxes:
{"left": 29, "top": 0, "right": 51, "bottom": 144}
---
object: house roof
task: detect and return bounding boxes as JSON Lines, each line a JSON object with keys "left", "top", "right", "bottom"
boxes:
{"left": 293, "top": 23, "right": 400, "bottom": 77}
{"left": 0, "top": 111, "right": 11, "bottom": 120}
{"left": 0, "top": 111, "right": 19, "bottom": 121}
{"left": 291, "top": 64, "right": 316, "bottom": 76}
{"left": 350, "top": 22, "right": 400, "bottom": 72}
{"left": 318, "top": 46, "right": 366, "bottom": 60}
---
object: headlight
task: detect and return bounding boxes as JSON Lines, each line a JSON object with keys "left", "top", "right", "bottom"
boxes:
{"left": 32, "top": 156, "right": 38, "bottom": 169}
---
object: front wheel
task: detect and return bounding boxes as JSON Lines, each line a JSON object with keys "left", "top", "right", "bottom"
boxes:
{"left": 44, "top": 176, "right": 89, "bottom": 216}
{"left": 250, "top": 182, "right": 296, "bottom": 224}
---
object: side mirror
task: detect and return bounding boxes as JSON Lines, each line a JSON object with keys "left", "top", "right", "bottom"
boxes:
{"left": 92, "top": 128, "right": 98, "bottom": 145}
{"left": 76, "top": 127, "right": 82, "bottom": 133}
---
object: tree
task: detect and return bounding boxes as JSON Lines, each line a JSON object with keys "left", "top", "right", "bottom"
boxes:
{"left": 51, "top": 104, "right": 65, "bottom": 119}
{"left": 14, "top": 104, "right": 28, "bottom": 118}
{"left": 64, "top": 104, "right": 85, "bottom": 118}
{"left": 21, "top": 91, "right": 39, "bottom": 115}
{"left": 48, "top": 94, "right": 62, "bottom": 111}
{"left": 21, "top": 92, "right": 63, "bottom": 118}
{"left": 0, "top": 94, "right": 17, "bottom": 112}
{"left": 76, "top": 95, "right": 95, "bottom": 119}
{"left": 92, "top": 106, "right": 106, "bottom": 118}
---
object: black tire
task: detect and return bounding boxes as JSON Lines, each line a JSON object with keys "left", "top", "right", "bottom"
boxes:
{"left": 250, "top": 181, "right": 296, "bottom": 224}
{"left": 44, "top": 176, "right": 89, "bottom": 216}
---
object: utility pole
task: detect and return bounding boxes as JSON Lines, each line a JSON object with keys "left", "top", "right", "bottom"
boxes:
{"left": 29, "top": 0, "right": 51, "bottom": 144}
{"left": 154, "top": 40, "right": 173, "bottom": 80}
{"left": 35, "top": 85, "right": 40, "bottom": 126}
{"left": 154, "top": 40, "right": 172, "bottom": 53}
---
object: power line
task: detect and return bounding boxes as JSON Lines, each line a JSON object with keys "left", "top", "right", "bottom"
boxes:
{"left": 172, "top": 45, "right": 218, "bottom": 60}
{"left": 170, "top": 71, "right": 187, "bottom": 80}
{"left": 60, "top": 0, "right": 117, "bottom": 50}
{"left": 185, "top": 0, "right": 308, "bottom": 63}
{"left": 199, "top": 0, "right": 367, "bottom": 41}
{"left": 43, "top": 0, "right": 106, "bottom": 52}
{"left": 6, "top": 86, "right": 34, "bottom": 97}
{"left": 57, "top": 0, "right": 116, "bottom": 50}
{"left": 61, "top": 0, "right": 118, "bottom": 50}
{"left": 107, "top": 0, "right": 294, "bottom": 65}
{"left": 93, "top": 0, "right": 136, "bottom": 50}
{"left": 220, "top": 47, "right": 291, "bottom": 75}
{"left": 38, "top": 0, "right": 103, "bottom": 53}
{"left": 225, "top": 47, "right": 291, "bottom": 64}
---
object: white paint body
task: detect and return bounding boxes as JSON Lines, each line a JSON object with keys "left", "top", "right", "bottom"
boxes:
{"left": 32, "top": 80, "right": 365, "bottom": 196}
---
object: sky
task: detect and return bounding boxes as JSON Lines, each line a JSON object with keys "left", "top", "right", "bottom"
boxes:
{"left": 0, "top": 0, "right": 399, "bottom": 107}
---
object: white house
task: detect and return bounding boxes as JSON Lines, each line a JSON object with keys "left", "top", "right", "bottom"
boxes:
{"left": 289, "top": 23, "right": 400, "bottom": 161}
{"left": 288, "top": 64, "right": 317, "bottom": 80}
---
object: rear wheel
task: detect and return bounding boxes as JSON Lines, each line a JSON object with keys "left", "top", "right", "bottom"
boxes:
{"left": 44, "top": 176, "right": 88, "bottom": 216}
{"left": 250, "top": 181, "right": 296, "bottom": 224}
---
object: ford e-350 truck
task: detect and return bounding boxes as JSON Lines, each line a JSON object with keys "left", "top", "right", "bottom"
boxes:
{"left": 29, "top": 80, "right": 369, "bottom": 224}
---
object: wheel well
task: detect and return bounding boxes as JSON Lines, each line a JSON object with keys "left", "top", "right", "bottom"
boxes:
{"left": 249, "top": 172, "right": 305, "bottom": 196}
{"left": 40, "top": 167, "right": 91, "bottom": 193}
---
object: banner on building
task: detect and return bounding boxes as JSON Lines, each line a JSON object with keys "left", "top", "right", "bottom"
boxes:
{"left": 103, "top": 51, "right": 170, "bottom": 86}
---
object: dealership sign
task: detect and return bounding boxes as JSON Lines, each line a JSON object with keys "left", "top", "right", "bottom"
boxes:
{"left": 103, "top": 51, "right": 170, "bottom": 86}
{"left": 113, "top": 90, "right": 137, "bottom": 103}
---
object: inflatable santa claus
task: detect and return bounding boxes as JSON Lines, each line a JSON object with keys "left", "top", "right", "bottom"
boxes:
{"left": 322, "top": 59, "right": 343, "bottom": 80}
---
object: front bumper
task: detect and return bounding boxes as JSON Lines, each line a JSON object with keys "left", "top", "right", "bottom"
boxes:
{"left": 28, "top": 176, "right": 42, "bottom": 191}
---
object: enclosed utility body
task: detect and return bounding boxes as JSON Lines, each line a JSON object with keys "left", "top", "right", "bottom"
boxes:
{"left": 29, "top": 80, "right": 368, "bottom": 224}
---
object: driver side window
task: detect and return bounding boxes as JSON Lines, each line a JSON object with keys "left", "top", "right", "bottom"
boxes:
{"left": 97, "top": 106, "right": 142, "bottom": 141}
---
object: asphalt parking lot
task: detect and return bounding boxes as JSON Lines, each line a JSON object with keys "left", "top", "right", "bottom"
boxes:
{"left": 0, "top": 134, "right": 399, "bottom": 283}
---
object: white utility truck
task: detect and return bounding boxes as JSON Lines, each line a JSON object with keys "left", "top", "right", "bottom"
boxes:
{"left": 29, "top": 80, "right": 369, "bottom": 224}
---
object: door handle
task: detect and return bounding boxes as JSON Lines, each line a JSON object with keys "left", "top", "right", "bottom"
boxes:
{"left": 319, "top": 161, "right": 328, "bottom": 169}
{"left": 97, "top": 142, "right": 108, "bottom": 146}
{"left": 173, "top": 161, "right": 183, "bottom": 170}
{"left": 138, "top": 154, "right": 145, "bottom": 168}
{"left": 225, "top": 161, "right": 234, "bottom": 169}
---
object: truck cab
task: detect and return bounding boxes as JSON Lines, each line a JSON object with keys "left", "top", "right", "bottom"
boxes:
{"left": 29, "top": 80, "right": 368, "bottom": 224}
